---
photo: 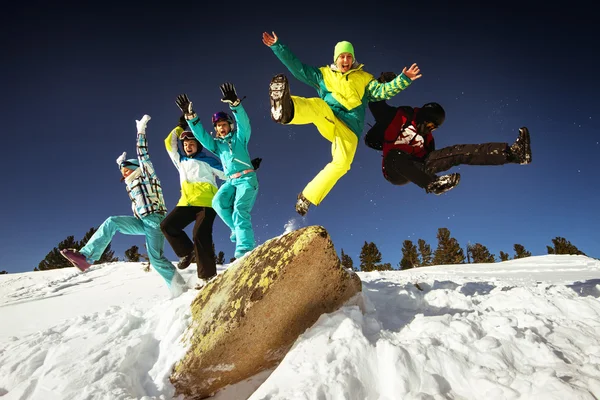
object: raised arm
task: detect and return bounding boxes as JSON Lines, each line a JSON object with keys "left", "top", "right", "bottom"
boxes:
{"left": 367, "top": 64, "right": 422, "bottom": 102}
{"left": 164, "top": 128, "right": 183, "bottom": 168}
{"left": 135, "top": 114, "right": 152, "bottom": 163}
{"left": 219, "top": 83, "right": 251, "bottom": 144}
{"left": 176, "top": 94, "right": 219, "bottom": 155}
{"left": 262, "top": 31, "right": 322, "bottom": 88}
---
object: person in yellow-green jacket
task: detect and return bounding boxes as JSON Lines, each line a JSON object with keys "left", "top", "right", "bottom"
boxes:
{"left": 262, "top": 31, "right": 422, "bottom": 216}
{"left": 160, "top": 116, "right": 226, "bottom": 281}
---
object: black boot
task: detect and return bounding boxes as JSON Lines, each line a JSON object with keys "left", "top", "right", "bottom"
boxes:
{"left": 426, "top": 173, "right": 461, "bottom": 195}
{"left": 269, "top": 74, "right": 294, "bottom": 124}
{"left": 177, "top": 252, "right": 195, "bottom": 270}
{"left": 508, "top": 127, "right": 532, "bottom": 165}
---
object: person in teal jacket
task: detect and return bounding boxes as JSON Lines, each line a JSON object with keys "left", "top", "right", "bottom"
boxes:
{"left": 262, "top": 31, "right": 422, "bottom": 216}
{"left": 176, "top": 83, "right": 258, "bottom": 259}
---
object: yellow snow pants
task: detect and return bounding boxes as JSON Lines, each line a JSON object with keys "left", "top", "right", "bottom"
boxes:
{"left": 289, "top": 96, "right": 358, "bottom": 206}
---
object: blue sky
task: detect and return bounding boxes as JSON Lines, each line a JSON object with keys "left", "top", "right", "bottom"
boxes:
{"left": 2, "top": 2, "right": 597, "bottom": 273}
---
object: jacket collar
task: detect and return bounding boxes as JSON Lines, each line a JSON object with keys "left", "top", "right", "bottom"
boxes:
{"left": 329, "top": 61, "right": 364, "bottom": 75}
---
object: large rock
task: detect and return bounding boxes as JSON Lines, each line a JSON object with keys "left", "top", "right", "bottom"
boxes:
{"left": 170, "top": 225, "right": 362, "bottom": 399}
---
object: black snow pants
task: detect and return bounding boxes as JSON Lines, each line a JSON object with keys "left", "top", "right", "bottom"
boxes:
{"left": 160, "top": 206, "right": 217, "bottom": 279}
{"left": 383, "top": 143, "right": 510, "bottom": 188}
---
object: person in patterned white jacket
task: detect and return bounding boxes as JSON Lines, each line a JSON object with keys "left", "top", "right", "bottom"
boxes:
{"left": 60, "top": 115, "right": 187, "bottom": 298}
{"left": 160, "top": 115, "right": 226, "bottom": 285}
{"left": 365, "top": 72, "right": 532, "bottom": 195}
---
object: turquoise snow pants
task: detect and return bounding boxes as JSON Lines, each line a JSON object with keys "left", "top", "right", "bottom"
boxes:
{"left": 212, "top": 173, "right": 258, "bottom": 258}
{"left": 79, "top": 213, "right": 176, "bottom": 285}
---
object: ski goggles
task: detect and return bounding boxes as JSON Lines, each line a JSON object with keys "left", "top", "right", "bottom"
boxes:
{"left": 180, "top": 131, "right": 195, "bottom": 140}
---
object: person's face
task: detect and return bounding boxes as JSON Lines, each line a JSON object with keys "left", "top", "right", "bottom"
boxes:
{"left": 336, "top": 53, "right": 353, "bottom": 73}
{"left": 425, "top": 121, "right": 437, "bottom": 132}
{"left": 215, "top": 120, "right": 231, "bottom": 138}
{"left": 183, "top": 139, "right": 198, "bottom": 155}
{"left": 417, "top": 121, "right": 438, "bottom": 136}
{"left": 121, "top": 167, "right": 134, "bottom": 178}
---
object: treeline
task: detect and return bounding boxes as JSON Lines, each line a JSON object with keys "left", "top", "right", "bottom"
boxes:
{"left": 19, "top": 226, "right": 589, "bottom": 273}
{"left": 34, "top": 228, "right": 237, "bottom": 272}
{"left": 340, "top": 227, "right": 587, "bottom": 271}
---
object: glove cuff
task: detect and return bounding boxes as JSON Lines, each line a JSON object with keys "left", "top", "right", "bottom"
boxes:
{"left": 185, "top": 112, "right": 198, "bottom": 121}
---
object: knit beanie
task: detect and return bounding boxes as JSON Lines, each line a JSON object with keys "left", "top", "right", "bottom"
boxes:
{"left": 120, "top": 159, "right": 140, "bottom": 171}
{"left": 333, "top": 41, "right": 355, "bottom": 62}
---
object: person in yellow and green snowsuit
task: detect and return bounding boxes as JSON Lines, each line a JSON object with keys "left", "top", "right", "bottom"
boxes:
{"left": 262, "top": 31, "right": 422, "bottom": 216}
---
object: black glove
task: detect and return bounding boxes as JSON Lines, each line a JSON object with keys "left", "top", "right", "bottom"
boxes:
{"left": 177, "top": 114, "right": 187, "bottom": 129}
{"left": 378, "top": 72, "right": 397, "bottom": 83}
{"left": 175, "top": 94, "right": 195, "bottom": 117}
{"left": 251, "top": 157, "right": 262, "bottom": 170}
{"left": 220, "top": 83, "right": 241, "bottom": 106}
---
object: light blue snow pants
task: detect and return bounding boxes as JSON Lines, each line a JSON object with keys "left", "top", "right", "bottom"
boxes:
{"left": 212, "top": 173, "right": 258, "bottom": 258}
{"left": 79, "top": 213, "right": 176, "bottom": 285}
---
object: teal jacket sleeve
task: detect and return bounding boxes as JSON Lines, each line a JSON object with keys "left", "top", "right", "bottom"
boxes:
{"left": 270, "top": 42, "right": 322, "bottom": 89}
{"left": 187, "top": 116, "right": 219, "bottom": 155}
{"left": 231, "top": 102, "right": 251, "bottom": 145}
{"left": 366, "top": 73, "right": 413, "bottom": 102}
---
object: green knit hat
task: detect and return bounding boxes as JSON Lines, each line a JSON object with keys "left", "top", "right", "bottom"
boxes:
{"left": 333, "top": 41, "right": 355, "bottom": 62}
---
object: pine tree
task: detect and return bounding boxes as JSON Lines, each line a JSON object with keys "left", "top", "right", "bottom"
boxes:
{"left": 374, "top": 263, "right": 393, "bottom": 271}
{"left": 417, "top": 239, "right": 433, "bottom": 267}
{"left": 499, "top": 251, "right": 509, "bottom": 261}
{"left": 340, "top": 249, "right": 355, "bottom": 271}
{"left": 229, "top": 257, "right": 236, "bottom": 263}
{"left": 38, "top": 235, "right": 79, "bottom": 271}
{"left": 547, "top": 237, "right": 585, "bottom": 255}
{"left": 513, "top": 244, "right": 531, "bottom": 259}
{"left": 80, "top": 227, "right": 119, "bottom": 264}
{"left": 359, "top": 241, "right": 383, "bottom": 272}
{"left": 216, "top": 251, "right": 226, "bottom": 265}
{"left": 124, "top": 245, "right": 142, "bottom": 262}
{"left": 400, "top": 240, "right": 419, "bottom": 270}
{"left": 0, "top": 270, "right": 7, "bottom": 274}
{"left": 433, "top": 228, "right": 465, "bottom": 265}
{"left": 469, "top": 243, "right": 496, "bottom": 263}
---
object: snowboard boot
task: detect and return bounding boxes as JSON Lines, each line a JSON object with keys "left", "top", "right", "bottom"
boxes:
{"left": 426, "top": 173, "right": 461, "bottom": 195}
{"left": 508, "top": 127, "right": 532, "bottom": 165}
{"left": 177, "top": 251, "right": 195, "bottom": 270}
{"left": 295, "top": 192, "right": 311, "bottom": 216}
{"left": 269, "top": 74, "right": 294, "bottom": 124}
{"left": 60, "top": 249, "right": 92, "bottom": 272}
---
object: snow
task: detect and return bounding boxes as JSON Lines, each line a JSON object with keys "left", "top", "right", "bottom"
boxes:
{"left": 1, "top": 254, "right": 600, "bottom": 399}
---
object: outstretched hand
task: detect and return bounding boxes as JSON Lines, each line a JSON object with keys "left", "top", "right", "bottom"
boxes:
{"left": 402, "top": 63, "right": 422, "bottom": 81}
{"left": 176, "top": 94, "right": 195, "bottom": 118}
{"left": 116, "top": 151, "right": 127, "bottom": 167}
{"left": 177, "top": 114, "right": 187, "bottom": 129}
{"left": 136, "top": 114, "right": 151, "bottom": 133}
{"left": 262, "top": 31, "right": 278, "bottom": 47}
{"left": 220, "top": 82, "right": 240, "bottom": 106}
